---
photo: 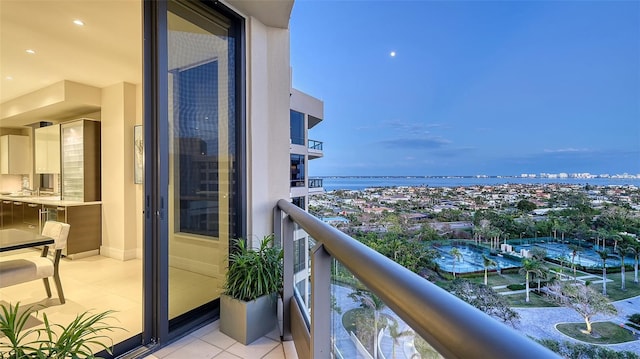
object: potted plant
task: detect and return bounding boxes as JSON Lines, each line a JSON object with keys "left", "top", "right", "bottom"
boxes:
{"left": 220, "top": 234, "right": 283, "bottom": 345}
{"left": 0, "top": 302, "right": 123, "bottom": 358}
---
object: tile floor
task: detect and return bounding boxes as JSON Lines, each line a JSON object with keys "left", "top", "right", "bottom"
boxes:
{"left": 143, "top": 321, "right": 298, "bottom": 359}
{"left": 0, "top": 248, "right": 143, "bottom": 348}
{"left": 0, "top": 248, "right": 299, "bottom": 358}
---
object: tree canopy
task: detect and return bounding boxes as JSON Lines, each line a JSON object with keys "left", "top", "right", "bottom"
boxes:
{"left": 547, "top": 281, "right": 617, "bottom": 335}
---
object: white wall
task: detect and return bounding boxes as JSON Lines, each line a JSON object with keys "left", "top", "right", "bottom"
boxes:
{"left": 245, "top": 17, "right": 291, "bottom": 245}
{"left": 100, "top": 82, "right": 139, "bottom": 260}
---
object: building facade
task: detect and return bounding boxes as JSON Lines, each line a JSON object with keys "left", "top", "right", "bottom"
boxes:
{"left": 289, "top": 88, "right": 324, "bottom": 312}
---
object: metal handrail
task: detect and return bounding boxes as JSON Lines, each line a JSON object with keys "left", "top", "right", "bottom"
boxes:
{"left": 277, "top": 199, "right": 558, "bottom": 359}
{"left": 308, "top": 139, "right": 323, "bottom": 150}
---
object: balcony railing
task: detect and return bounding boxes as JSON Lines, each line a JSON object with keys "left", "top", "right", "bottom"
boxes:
{"left": 308, "top": 139, "right": 323, "bottom": 151}
{"left": 275, "top": 199, "right": 558, "bottom": 359}
{"left": 308, "top": 178, "right": 323, "bottom": 189}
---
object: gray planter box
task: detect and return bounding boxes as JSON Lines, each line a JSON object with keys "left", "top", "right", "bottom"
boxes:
{"left": 220, "top": 293, "right": 277, "bottom": 345}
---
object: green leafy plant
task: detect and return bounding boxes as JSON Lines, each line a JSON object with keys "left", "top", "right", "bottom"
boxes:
{"left": 0, "top": 302, "right": 123, "bottom": 358}
{"left": 223, "top": 234, "right": 283, "bottom": 302}
{"left": 0, "top": 303, "right": 40, "bottom": 358}
{"left": 507, "top": 284, "right": 526, "bottom": 291}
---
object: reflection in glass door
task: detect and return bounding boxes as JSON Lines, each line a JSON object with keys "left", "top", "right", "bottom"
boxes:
{"left": 166, "top": 3, "right": 237, "bottom": 321}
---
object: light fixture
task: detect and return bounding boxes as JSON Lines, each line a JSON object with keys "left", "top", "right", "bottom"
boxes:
{"left": 26, "top": 49, "right": 35, "bottom": 54}
{"left": 73, "top": 19, "right": 84, "bottom": 26}
{"left": 5, "top": 76, "right": 13, "bottom": 80}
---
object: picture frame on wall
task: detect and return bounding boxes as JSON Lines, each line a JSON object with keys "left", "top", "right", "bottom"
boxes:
{"left": 134, "top": 125, "right": 143, "bottom": 184}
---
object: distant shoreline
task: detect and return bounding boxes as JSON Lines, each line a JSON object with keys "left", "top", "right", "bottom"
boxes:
{"left": 319, "top": 176, "right": 640, "bottom": 191}
{"left": 317, "top": 175, "right": 639, "bottom": 179}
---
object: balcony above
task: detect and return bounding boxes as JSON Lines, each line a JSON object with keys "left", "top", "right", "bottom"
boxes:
{"left": 308, "top": 178, "right": 324, "bottom": 194}
{"left": 308, "top": 139, "right": 323, "bottom": 159}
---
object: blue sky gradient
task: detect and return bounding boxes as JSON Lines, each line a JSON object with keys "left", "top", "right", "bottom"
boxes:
{"left": 290, "top": 0, "right": 640, "bottom": 176}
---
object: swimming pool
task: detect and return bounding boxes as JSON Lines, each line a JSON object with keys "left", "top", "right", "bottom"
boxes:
{"left": 514, "top": 242, "right": 635, "bottom": 268}
{"left": 434, "top": 245, "right": 522, "bottom": 273}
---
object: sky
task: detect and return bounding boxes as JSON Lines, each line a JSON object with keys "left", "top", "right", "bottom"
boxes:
{"left": 289, "top": 0, "right": 640, "bottom": 177}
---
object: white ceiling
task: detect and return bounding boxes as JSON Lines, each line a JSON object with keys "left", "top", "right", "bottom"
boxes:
{"left": 0, "top": 0, "right": 294, "bottom": 127}
{"left": 0, "top": 0, "right": 142, "bottom": 120}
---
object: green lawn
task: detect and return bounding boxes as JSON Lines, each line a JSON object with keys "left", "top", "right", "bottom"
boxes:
{"left": 504, "top": 292, "right": 559, "bottom": 308}
{"left": 556, "top": 322, "right": 636, "bottom": 344}
{"left": 342, "top": 308, "right": 364, "bottom": 333}
{"left": 466, "top": 273, "right": 521, "bottom": 287}
{"left": 436, "top": 264, "right": 640, "bottom": 308}
{"left": 586, "top": 272, "right": 640, "bottom": 301}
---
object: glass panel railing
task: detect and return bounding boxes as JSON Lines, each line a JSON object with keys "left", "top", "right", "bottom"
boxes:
{"left": 331, "top": 259, "right": 444, "bottom": 359}
{"left": 308, "top": 178, "right": 323, "bottom": 188}
{"left": 308, "top": 139, "right": 323, "bottom": 151}
{"left": 277, "top": 199, "right": 559, "bottom": 359}
{"left": 293, "top": 223, "right": 311, "bottom": 317}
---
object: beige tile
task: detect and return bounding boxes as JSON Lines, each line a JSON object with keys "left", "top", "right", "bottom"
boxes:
{"left": 151, "top": 334, "right": 198, "bottom": 358}
{"left": 212, "top": 352, "right": 242, "bottom": 359}
{"left": 226, "top": 337, "right": 280, "bottom": 358}
{"left": 262, "top": 345, "right": 286, "bottom": 359}
{"left": 163, "top": 338, "right": 222, "bottom": 359}
{"left": 282, "top": 341, "right": 298, "bottom": 359}
{"left": 200, "top": 328, "right": 237, "bottom": 350}
{"left": 190, "top": 321, "right": 220, "bottom": 337}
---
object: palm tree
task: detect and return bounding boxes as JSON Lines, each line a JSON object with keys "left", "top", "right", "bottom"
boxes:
{"left": 450, "top": 247, "right": 462, "bottom": 278}
{"left": 617, "top": 245, "right": 628, "bottom": 291}
{"left": 387, "top": 319, "right": 413, "bottom": 359}
{"left": 482, "top": 254, "right": 497, "bottom": 286}
{"left": 519, "top": 259, "right": 542, "bottom": 303}
{"left": 557, "top": 254, "right": 569, "bottom": 277}
{"left": 596, "top": 228, "right": 609, "bottom": 250}
{"left": 530, "top": 247, "right": 547, "bottom": 261}
{"left": 611, "top": 234, "right": 622, "bottom": 253}
{"left": 534, "top": 264, "right": 549, "bottom": 292}
{"left": 597, "top": 249, "right": 609, "bottom": 296}
{"left": 568, "top": 244, "right": 582, "bottom": 281}
{"left": 349, "top": 289, "right": 387, "bottom": 359}
{"left": 551, "top": 219, "right": 559, "bottom": 240}
{"left": 628, "top": 244, "right": 640, "bottom": 284}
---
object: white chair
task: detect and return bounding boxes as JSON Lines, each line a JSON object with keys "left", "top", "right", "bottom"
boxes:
{"left": 0, "top": 221, "right": 70, "bottom": 304}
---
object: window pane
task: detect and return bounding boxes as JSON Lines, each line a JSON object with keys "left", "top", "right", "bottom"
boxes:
{"left": 167, "top": 6, "right": 235, "bottom": 319}
{"left": 290, "top": 154, "right": 305, "bottom": 187}
{"left": 290, "top": 110, "right": 305, "bottom": 145}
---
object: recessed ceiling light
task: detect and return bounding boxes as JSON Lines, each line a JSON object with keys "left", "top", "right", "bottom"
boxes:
{"left": 26, "top": 49, "right": 35, "bottom": 54}
{"left": 73, "top": 19, "right": 85, "bottom": 26}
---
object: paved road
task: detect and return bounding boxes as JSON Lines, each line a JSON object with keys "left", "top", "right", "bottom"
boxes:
{"left": 513, "top": 295, "right": 640, "bottom": 354}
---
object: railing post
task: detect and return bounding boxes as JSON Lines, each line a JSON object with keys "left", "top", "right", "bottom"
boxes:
{"left": 311, "top": 243, "right": 331, "bottom": 358}
{"left": 274, "top": 206, "right": 293, "bottom": 341}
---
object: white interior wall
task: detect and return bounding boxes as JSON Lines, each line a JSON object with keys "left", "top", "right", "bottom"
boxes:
{"left": 100, "top": 82, "right": 139, "bottom": 260}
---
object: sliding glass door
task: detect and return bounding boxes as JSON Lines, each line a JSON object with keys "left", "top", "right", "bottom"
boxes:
{"left": 144, "top": 0, "right": 243, "bottom": 342}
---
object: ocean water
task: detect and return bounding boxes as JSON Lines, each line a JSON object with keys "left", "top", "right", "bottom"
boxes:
{"left": 320, "top": 176, "right": 640, "bottom": 191}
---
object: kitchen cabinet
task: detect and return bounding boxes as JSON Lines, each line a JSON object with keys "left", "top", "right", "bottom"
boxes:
{"left": 53, "top": 204, "right": 101, "bottom": 257}
{"left": 11, "top": 201, "right": 24, "bottom": 230}
{"left": 61, "top": 119, "right": 101, "bottom": 201}
{"left": 23, "top": 202, "right": 42, "bottom": 232}
{"left": 0, "top": 196, "right": 102, "bottom": 257}
{"left": 35, "top": 125, "right": 61, "bottom": 174}
{"left": 0, "top": 135, "right": 30, "bottom": 174}
{"left": 1, "top": 200, "right": 12, "bottom": 228}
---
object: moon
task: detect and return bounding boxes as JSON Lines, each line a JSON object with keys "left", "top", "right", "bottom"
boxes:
{"left": 390, "top": 51, "right": 396, "bottom": 57}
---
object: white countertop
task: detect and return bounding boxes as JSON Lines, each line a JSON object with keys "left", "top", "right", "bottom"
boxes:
{"left": 0, "top": 195, "right": 101, "bottom": 207}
